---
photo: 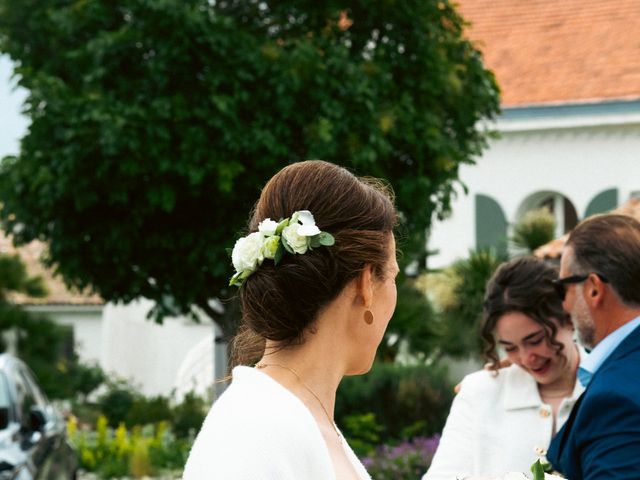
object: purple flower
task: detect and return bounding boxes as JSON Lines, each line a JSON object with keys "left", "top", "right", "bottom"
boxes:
{"left": 361, "top": 436, "right": 441, "bottom": 480}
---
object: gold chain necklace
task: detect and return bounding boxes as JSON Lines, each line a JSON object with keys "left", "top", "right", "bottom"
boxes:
{"left": 256, "top": 363, "right": 342, "bottom": 440}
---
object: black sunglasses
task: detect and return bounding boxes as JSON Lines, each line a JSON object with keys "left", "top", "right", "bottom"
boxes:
{"left": 552, "top": 273, "right": 609, "bottom": 300}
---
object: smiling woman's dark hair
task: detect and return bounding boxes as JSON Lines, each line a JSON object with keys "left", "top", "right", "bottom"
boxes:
{"left": 230, "top": 160, "right": 397, "bottom": 368}
{"left": 481, "top": 256, "right": 571, "bottom": 370}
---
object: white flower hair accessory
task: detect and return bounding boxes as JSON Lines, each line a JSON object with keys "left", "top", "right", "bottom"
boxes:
{"left": 230, "top": 210, "right": 335, "bottom": 286}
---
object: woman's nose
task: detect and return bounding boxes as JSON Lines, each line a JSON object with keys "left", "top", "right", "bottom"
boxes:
{"left": 522, "top": 347, "right": 539, "bottom": 365}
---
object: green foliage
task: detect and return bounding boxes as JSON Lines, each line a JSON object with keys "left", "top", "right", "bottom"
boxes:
{"left": 125, "top": 395, "right": 172, "bottom": 427}
{"left": 0, "top": 0, "right": 499, "bottom": 332}
{"left": 336, "top": 362, "right": 454, "bottom": 443}
{"left": 97, "top": 381, "right": 137, "bottom": 427}
{"left": 379, "top": 278, "right": 439, "bottom": 361}
{"left": 531, "top": 458, "right": 555, "bottom": 480}
{"left": 511, "top": 207, "right": 556, "bottom": 253}
{"left": 341, "top": 412, "right": 384, "bottom": 457}
{"left": 93, "top": 380, "right": 207, "bottom": 438}
{"left": 0, "top": 254, "right": 46, "bottom": 298}
{"left": 67, "top": 361, "right": 107, "bottom": 400}
{"left": 68, "top": 415, "right": 188, "bottom": 478}
{"left": 420, "top": 249, "right": 504, "bottom": 360}
{"left": 171, "top": 392, "right": 208, "bottom": 439}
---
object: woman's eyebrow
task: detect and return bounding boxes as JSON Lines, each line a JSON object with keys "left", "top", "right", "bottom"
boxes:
{"left": 497, "top": 329, "right": 545, "bottom": 345}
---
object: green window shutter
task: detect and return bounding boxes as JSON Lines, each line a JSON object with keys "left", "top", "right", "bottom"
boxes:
{"left": 584, "top": 188, "right": 618, "bottom": 217}
{"left": 475, "top": 194, "right": 508, "bottom": 255}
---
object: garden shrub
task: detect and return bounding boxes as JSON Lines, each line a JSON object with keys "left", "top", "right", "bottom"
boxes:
{"left": 511, "top": 207, "right": 556, "bottom": 253}
{"left": 336, "top": 362, "right": 454, "bottom": 443}
{"left": 126, "top": 395, "right": 173, "bottom": 427}
{"left": 341, "top": 412, "right": 384, "bottom": 457}
{"left": 68, "top": 415, "right": 191, "bottom": 478}
{"left": 97, "top": 381, "right": 137, "bottom": 427}
{"left": 171, "top": 392, "right": 207, "bottom": 439}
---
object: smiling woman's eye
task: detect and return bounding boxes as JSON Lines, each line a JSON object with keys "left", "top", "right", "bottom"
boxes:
{"left": 504, "top": 346, "right": 517, "bottom": 353}
{"left": 527, "top": 335, "right": 545, "bottom": 346}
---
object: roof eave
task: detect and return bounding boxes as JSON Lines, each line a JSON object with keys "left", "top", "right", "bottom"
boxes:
{"left": 493, "top": 97, "right": 640, "bottom": 133}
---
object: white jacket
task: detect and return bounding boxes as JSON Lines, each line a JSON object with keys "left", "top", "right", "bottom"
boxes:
{"left": 423, "top": 358, "right": 585, "bottom": 480}
{"left": 183, "top": 366, "right": 371, "bottom": 480}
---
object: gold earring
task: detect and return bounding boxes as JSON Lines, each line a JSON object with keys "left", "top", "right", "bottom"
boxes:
{"left": 364, "top": 310, "right": 374, "bottom": 325}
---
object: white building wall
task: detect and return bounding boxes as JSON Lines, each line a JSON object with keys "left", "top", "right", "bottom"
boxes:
{"left": 100, "top": 299, "right": 214, "bottom": 397}
{"left": 429, "top": 121, "right": 640, "bottom": 268}
{"left": 24, "top": 305, "right": 104, "bottom": 365}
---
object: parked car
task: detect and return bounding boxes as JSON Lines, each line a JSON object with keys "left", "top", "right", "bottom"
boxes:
{"left": 0, "top": 354, "right": 78, "bottom": 479}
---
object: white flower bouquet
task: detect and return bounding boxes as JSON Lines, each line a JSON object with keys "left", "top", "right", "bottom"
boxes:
{"left": 230, "top": 210, "right": 334, "bottom": 286}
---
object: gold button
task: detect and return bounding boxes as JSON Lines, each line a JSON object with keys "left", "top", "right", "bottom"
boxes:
{"left": 539, "top": 408, "right": 551, "bottom": 418}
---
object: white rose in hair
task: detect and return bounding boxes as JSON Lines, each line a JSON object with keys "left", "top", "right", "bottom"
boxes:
{"left": 232, "top": 232, "right": 264, "bottom": 273}
{"left": 282, "top": 224, "right": 309, "bottom": 254}
{"left": 258, "top": 218, "right": 278, "bottom": 236}
{"left": 293, "top": 210, "right": 321, "bottom": 236}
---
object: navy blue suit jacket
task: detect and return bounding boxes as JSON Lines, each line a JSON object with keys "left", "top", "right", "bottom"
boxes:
{"left": 547, "top": 324, "right": 640, "bottom": 479}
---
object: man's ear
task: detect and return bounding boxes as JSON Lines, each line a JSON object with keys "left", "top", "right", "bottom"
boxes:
{"left": 355, "top": 265, "right": 375, "bottom": 309}
{"left": 586, "top": 273, "right": 606, "bottom": 307}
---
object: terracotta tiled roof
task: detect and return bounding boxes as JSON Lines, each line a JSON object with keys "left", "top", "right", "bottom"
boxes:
{"left": 534, "top": 198, "right": 640, "bottom": 259}
{"left": 456, "top": 0, "right": 640, "bottom": 106}
{"left": 0, "top": 233, "right": 104, "bottom": 306}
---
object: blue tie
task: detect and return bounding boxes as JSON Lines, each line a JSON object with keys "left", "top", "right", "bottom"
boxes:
{"left": 577, "top": 366, "right": 592, "bottom": 387}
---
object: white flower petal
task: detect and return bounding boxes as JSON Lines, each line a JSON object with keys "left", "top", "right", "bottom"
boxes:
{"left": 231, "top": 237, "right": 247, "bottom": 272}
{"left": 282, "top": 224, "right": 309, "bottom": 254}
{"left": 258, "top": 218, "right": 278, "bottom": 235}
{"left": 297, "top": 224, "right": 321, "bottom": 236}
{"left": 295, "top": 210, "right": 316, "bottom": 226}
{"left": 231, "top": 232, "right": 264, "bottom": 272}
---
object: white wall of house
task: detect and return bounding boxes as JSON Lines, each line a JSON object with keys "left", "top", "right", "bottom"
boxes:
{"left": 428, "top": 105, "right": 640, "bottom": 268}
{"left": 24, "top": 302, "right": 215, "bottom": 398}
{"left": 24, "top": 305, "right": 104, "bottom": 364}
{"left": 100, "top": 300, "right": 214, "bottom": 397}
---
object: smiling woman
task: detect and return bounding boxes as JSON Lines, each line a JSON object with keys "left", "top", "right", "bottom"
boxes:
{"left": 423, "top": 257, "right": 585, "bottom": 480}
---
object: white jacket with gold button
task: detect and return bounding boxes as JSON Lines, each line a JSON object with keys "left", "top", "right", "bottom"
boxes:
{"left": 423, "top": 351, "right": 585, "bottom": 480}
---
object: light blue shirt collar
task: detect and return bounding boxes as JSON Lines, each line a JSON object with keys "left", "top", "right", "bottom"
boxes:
{"left": 578, "top": 315, "right": 640, "bottom": 387}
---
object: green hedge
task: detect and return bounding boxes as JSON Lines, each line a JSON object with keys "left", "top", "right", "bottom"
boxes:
{"left": 336, "top": 362, "right": 454, "bottom": 445}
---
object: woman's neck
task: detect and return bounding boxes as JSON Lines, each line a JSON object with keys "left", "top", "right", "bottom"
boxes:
{"left": 259, "top": 341, "right": 344, "bottom": 416}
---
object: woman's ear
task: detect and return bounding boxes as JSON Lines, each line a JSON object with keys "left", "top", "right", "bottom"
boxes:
{"left": 355, "top": 265, "right": 375, "bottom": 309}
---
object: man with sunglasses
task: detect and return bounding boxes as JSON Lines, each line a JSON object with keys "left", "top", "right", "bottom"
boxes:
{"left": 547, "top": 214, "right": 640, "bottom": 479}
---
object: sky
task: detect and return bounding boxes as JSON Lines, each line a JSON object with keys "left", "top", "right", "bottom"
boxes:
{"left": 0, "top": 55, "right": 28, "bottom": 159}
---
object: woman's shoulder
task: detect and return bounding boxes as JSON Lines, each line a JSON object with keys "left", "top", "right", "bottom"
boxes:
{"left": 210, "top": 366, "right": 315, "bottom": 428}
{"left": 459, "top": 364, "right": 526, "bottom": 396}
{"left": 184, "top": 366, "right": 333, "bottom": 478}
{"left": 460, "top": 367, "right": 505, "bottom": 390}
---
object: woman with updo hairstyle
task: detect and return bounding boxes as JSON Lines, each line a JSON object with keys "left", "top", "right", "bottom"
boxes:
{"left": 424, "top": 256, "right": 585, "bottom": 480}
{"left": 184, "top": 160, "right": 399, "bottom": 480}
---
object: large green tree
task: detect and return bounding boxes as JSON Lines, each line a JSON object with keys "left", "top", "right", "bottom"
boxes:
{"left": 0, "top": 0, "right": 499, "bottom": 336}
